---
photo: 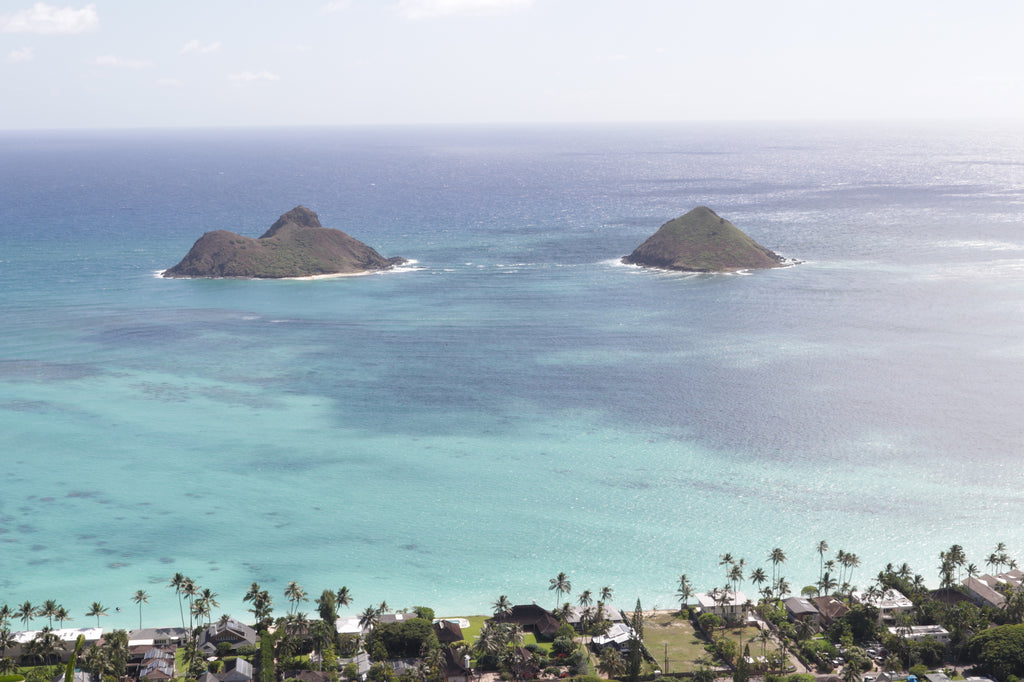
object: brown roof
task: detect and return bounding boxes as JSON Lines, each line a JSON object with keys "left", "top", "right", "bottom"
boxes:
{"left": 490, "top": 605, "right": 560, "bottom": 638}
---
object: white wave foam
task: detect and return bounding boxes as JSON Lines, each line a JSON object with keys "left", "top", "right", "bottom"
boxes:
{"left": 935, "top": 239, "right": 1024, "bottom": 252}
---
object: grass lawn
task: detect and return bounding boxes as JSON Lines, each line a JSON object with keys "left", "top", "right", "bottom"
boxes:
{"left": 642, "top": 613, "right": 711, "bottom": 673}
{"left": 450, "top": 615, "right": 543, "bottom": 649}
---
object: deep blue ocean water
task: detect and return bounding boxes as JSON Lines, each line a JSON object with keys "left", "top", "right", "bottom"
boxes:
{"left": 1, "top": 121, "right": 1023, "bottom": 629}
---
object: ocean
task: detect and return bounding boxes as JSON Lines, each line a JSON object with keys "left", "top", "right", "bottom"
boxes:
{"left": 1, "top": 121, "right": 1023, "bottom": 630}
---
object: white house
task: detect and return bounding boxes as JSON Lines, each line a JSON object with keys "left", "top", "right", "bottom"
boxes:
{"left": 695, "top": 590, "right": 750, "bottom": 621}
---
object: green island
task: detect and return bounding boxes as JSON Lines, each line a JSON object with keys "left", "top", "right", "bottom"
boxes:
{"left": 3, "top": 542, "right": 1024, "bottom": 682}
{"left": 622, "top": 207, "right": 792, "bottom": 273}
{"left": 162, "top": 206, "right": 407, "bottom": 279}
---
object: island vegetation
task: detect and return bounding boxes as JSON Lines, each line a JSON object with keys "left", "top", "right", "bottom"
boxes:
{"left": 162, "top": 206, "right": 407, "bottom": 279}
{"left": 622, "top": 207, "right": 790, "bottom": 273}
{"left": 3, "top": 542, "right": 1024, "bottom": 682}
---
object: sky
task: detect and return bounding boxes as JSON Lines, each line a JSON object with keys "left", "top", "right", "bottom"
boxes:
{"left": 1, "top": 0, "right": 1023, "bottom": 129}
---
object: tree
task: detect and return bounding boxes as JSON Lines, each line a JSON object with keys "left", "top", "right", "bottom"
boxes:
{"left": 168, "top": 573, "right": 187, "bottom": 628}
{"left": 86, "top": 602, "right": 109, "bottom": 628}
{"left": 181, "top": 577, "right": 198, "bottom": 628}
{"left": 359, "top": 606, "right": 379, "bottom": 631}
{"left": 676, "top": 574, "right": 693, "bottom": 612}
{"left": 627, "top": 599, "right": 644, "bottom": 682}
{"left": 577, "top": 590, "right": 593, "bottom": 609}
{"left": 54, "top": 606, "right": 71, "bottom": 628}
{"left": 0, "top": 628, "right": 15, "bottom": 659}
{"left": 131, "top": 590, "right": 150, "bottom": 630}
{"left": 317, "top": 589, "right": 338, "bottom": 624}
{"left": 549, "top": 572, "right": 572, "bottom": 608}
{"left": 15, "top": 601, "right": 37, "bottom": 629}
{"left": 336, "top": 586, "right": 353, "bottom": 611}
{"left": 840, "top": 662, "right": 862, "bottom": 682}
{"left": 769, "top": 548, "right": 787, "bottom": 597}
{"left": 816, "top": 541, "right": 830, "bottom": 590}
{"left": 285, "top": 582, "right": 308, "bottom": 615}
{"left": 39, "top": 600, "right": 59, "bottom": 628}
{"left": 597, "top": 648, "right": 626, "bottom": 679}
{"left": 492, "top": 595, "right": 512, "bottom": 617}
{"left": 601, "top": 586, "right": 614, "bottom": 603}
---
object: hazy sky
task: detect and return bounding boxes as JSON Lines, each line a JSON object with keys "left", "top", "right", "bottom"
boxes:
{"left": 2, "top": 0, "right": 1023, "bottom": 129}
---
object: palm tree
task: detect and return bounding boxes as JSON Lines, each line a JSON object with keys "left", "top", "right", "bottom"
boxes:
{"left": 817, "top": 572, "right": 838, "bottom": 597}
{"left": 15, "top": 601, "right": 37, "bottom": 629}
{"left": 0, "top": 605, "right": 11, "bottom": 628}
{"left": 284, "top": 582, "right": 307, "bottom": 615}
{"left": 130, "top": 590, "right": 150, "bottom": 630}
{"left": 244, "top": 582, "right": 262, "bottom": 605}
{"left": 0, "top": 657, "right": 15, "bottom": 676}
{"left": 816, "top": 540, "right": 829, "bottom": 588}
{"left": 86, "top": 602, "right": 108, "bottom": 628}
{"left": 597, "top": 647, "right": 626, "bottom": 678}
{"left": 841, "top": 662, "right": 862, "bottom": 682}
{"left": 492, "top": 595, "right": 512, "bottom": 617}
{"left": 249, "top": 590, "right": 273, "bottom": 626}
{"left": 676, "top": 574, "right": 693, "bottom": 611}
{"left": 749, "top": 567, "right": 767, "bottom": 596}
{"left": 168, "top": 573, "right": 187, "bottom": 629}
{"left": 39, "top": 600, "right": 59, "bottom": 628}
{"left": 54, "top": 606, "right": 71, "bottom": 628}
{"left": 336, "top": 586, "right": 353, "bottom": 611}
{"left": 768, "top": 548, "right": 786, "bottom": 597}
{"left": 549, "top": 572, "right": 572, "bottom": 608}
{"left": 577, "top": 589, "right": 593, "bottom": 609}
{"left": 601, "top": 585, "right": 614, "bottom": 603}
{"left": 181, "top": 577, "right": 198, "bottom": 628}
{"left": 0, "top": 628, "right": 15, "bottom": 659}
{"left": 358, "top": 605, "right": 378, "bottom": 632}
{"left": 199, "top": 588, "right": 219, "bottom": 625}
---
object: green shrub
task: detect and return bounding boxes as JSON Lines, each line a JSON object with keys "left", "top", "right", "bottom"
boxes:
{"left": 0, "top": 675, "right": 27, "bottom": 682}
{"left": 909, "top": 664, "right": 928, "bottom": 678}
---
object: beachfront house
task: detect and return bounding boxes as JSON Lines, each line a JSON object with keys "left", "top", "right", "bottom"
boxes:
{"left": 783, "top": 596, "right": 820, "bottom": 627}
{"left": 810, "top": 596, "right": 849, "bottom": 629}
{"left": 695, "top": 589, "right": 750, "bottom": 623}
{"left": 433, "top": 619, "right": 464, "bottom": 644}
{"left": 197, "top": 618, "right": 258, "bottom": 656}
{"left": 962, "top": 576, "right": 1006, "bottom": 609}
{"left": 590, "top": 622, "right": 637, "bottom": 654}
{"left": 851, "top": 589, "right": 913, "bottom": 622}
{"left": 489, "top": 604, "right": 560, "bottom": 640}
{"left": 10, "top": 627, "right": 103, "bottom": 664}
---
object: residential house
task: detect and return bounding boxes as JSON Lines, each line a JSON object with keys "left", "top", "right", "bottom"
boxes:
{"left": 851, "top": 589, "right": 913, "bottom": 621}
{"left": 433, "top": 619, "right": 464, "bottom": 644}
{"left": 783, "top": 597, "right": 819, "bottom": 626}
{"left": 963, "top": 576, "right": 1006, "bottom": 609}
{"left": 695, "top": 590, "right": 750, "bottom": 622}
{"left": 888, "top": 625, "right": 950, "bottom": 645}
{"left": 489, "top": 604, "right": 560, "bottom": 640}
{"left": 591, "top": 622, "right": 638, "bottom": 654}
{"left": 197, "top": 618, "right": 258, "bottom": 656}
{"left": 810, "top": 596, "right": 849, "bottom": 628}
{"left": 441, "top": 647, "right": 471, "bottom": 682}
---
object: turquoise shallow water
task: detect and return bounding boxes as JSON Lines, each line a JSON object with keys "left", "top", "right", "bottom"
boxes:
{"left": 1, "top": 122, "right": 1024, "bottom": 630}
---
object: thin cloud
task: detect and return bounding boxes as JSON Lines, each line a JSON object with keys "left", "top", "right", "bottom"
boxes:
{"left": 180, "top": 39, "right": 221, "bottom": 55}
{"left": 95, "top": 54, "right": 152, "bottom": 69}
{"left": 0, "top": 2, "right": 98, "bottom": 34}
{"left": 321, "top": 1, "right": 352, "bottom": 13}
{"left": 8, "top": 46, "right": 35, "bottom": 62}
{"left": 228, "top": 70, "right": 280, "bottom": 82}
{"left": 397, "top": 0, "right": 533, "bottom": 20}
